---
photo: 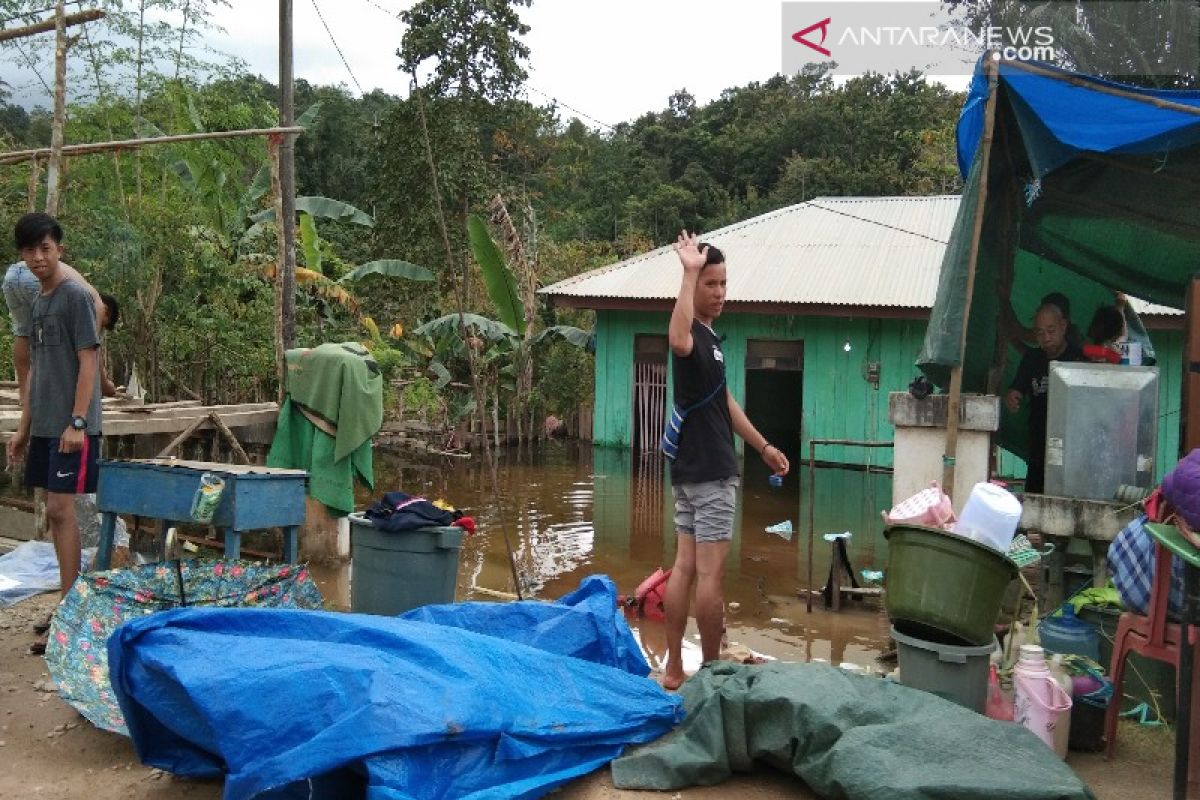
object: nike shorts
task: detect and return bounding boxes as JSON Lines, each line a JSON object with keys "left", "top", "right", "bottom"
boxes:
{"left": 673, "top": 476, "right": 739, "bottom": 543}
{"left": 25, "top": 435, "right": 100, "bottom": 494}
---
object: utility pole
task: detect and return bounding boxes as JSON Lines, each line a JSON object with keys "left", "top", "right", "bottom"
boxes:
{"left": 279, "top": 0, "right": 297, "bottom": 349}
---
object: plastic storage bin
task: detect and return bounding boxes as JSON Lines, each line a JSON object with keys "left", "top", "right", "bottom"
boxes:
{"left": 954, "top": 482, "right": 1023, "bottom": 553}
{"left": 885, "top": 524, "right": 1019, "bottom": 645}
{"left": 891, "top": 625, "right": 996, "bottom": 713}
{"left": 1038, "top": 604, "right": 1102, "bottom": 663}
{"left": 349, "top": 513, "right": 465, "bottom": 615}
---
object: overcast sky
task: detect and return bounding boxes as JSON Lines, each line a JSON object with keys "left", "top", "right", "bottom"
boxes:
{"left": 1, "top": 1, "right": 970, "bottom": 127}
{"left": 204, "top": 0, "right": 789, "bottom": 128}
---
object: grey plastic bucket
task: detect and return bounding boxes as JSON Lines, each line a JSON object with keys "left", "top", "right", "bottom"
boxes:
{"left": 349, "top": 513, "right": 465, "bottom": 616}
{"left": 891, "top": 624, "right": 996, "bottom": 713}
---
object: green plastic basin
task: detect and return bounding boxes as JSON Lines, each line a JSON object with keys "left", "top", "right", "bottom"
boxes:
{"left": 884, "top": 524, "right": 1019, "bottom": 646}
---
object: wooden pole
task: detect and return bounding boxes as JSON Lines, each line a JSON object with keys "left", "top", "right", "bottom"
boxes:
{"left": 43, "top": 0, "right": 67, "bottom": 216}
{"left": 0, "top": 9, "right": 104, "bottom": 43}
{"left": 269, "top": 135, "right": 287, "bottom": 405}
{"left": 26, "top": 157, "right": 39, "bottom": 211}
{"left": 1183, "top": 276, "right": 1200, "bottom": 454}
{"left": 942, "top": 56, "right": 1001, "bottom": 496}
{"left": 207, "top": 411, "right": 251, "bottom": 465}
{"left": 155, "top": 415, "right": 209, "bottom": 458}
{"left": 0, "top": 126, "right": 306, "bottom": 165}
{"left": 278, "top": 0, "right": 297, "bottom": 349}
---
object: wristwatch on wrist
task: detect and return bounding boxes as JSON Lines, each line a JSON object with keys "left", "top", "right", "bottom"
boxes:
{"left": 70, "top": 415, "right": 87, "bottom": 431}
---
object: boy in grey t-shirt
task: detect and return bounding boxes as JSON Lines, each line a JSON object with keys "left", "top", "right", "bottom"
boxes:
{"left": 6, "top": 213, "right": 102, "bottom": 622}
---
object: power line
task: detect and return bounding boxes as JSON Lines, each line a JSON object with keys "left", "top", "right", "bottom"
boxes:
{"left": 310, "top": 0, "right": 365, "bottom": 95}
{"left": 357, "top": 0, "right": 402, "bottom": 17}
{"left": 525, "top": 84, "right": 614, "bottom": 131}
{"left": 806, "top": 201, "right": 951, "bottom": 244}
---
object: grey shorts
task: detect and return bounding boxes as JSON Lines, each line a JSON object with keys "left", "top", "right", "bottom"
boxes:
{"left": 673, "top": 477, "right": 739, "bottom": 543}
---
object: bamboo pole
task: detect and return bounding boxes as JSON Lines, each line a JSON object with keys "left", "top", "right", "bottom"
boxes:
{"left": 268, "top": 134, "right": 287, "bottom": 405}
{"left": 942, "top": 56, "right": 1000, "bottom": 496}
{"left": 1002, "top": 58, "right": 1200, "bottom": 118}
{"left": 25, "top": 157, "right": 39, "bottom": 211}
{"left": 44, "top": 0, "right": 67, "bottom": 216}
{"left": 0, "top": 9, "right": 104, "bottom": 43}
{"left": 0, "top": 126, "right": 305, "bottom": 165}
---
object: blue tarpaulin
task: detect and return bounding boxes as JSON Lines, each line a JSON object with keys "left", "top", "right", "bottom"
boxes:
{"left": 108, "top": 575, "right": 682, "bottom": 800}
{"left": 956, "top": 59, "right": 1200, "bottom": 179}
{"left": 920, "top": 57, "right": 1200, "bottom": 470}
{"left": 401, "top": 576, "right": 649, "bottom": 676}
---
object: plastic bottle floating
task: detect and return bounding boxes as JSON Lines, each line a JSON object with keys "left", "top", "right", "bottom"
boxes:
{"left": 190, "top": 473, "right": 226, "bottom": 523}
{"left": 764, "top": 520, "right": 793, "bottom": 541}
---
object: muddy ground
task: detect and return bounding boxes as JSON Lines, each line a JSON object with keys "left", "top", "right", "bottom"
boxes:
{"left": 0, "top": 592, "right": 1175, "bottom": 800}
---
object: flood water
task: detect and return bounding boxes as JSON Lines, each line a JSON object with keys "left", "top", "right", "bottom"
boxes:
{"left": 318, "top": 442, "right": 895, "bottom": 670}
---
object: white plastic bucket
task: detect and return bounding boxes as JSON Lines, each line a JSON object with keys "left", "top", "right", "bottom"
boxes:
{"left": 954, "top": 482, "right": 1023, "bottom": 553}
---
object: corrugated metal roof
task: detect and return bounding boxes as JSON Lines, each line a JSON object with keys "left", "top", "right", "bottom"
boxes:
{"left": 540, "top": 195, "right": 1181, "bottom": 316}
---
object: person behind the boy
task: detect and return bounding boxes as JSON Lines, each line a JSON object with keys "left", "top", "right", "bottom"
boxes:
{"left": 6, "top": 213, "right": 103, "bottom": 608}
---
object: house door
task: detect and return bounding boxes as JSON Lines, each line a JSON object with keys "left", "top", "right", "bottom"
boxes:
{"left": 633, "top": 334, "right": 668, "bottom": 455}
{"left": 744, "top": 339, "right": 804, "bottom": 471}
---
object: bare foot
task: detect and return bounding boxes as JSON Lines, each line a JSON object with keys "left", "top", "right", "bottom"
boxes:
{"left": 662, "top": 663, "right": 687, "bottom": 690}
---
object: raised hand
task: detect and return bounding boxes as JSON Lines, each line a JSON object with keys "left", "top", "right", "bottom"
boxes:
{"left": 674, "top": 229, "right": 709, "bottom": 273}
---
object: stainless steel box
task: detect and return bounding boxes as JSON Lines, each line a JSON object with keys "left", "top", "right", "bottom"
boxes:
{"left": 1045, "top": 363, "right": 1158, "bottom": 500}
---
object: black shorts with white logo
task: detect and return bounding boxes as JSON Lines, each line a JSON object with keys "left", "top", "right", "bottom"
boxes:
{"left": 25, "top": 435, "right": 100, "bottom": 494}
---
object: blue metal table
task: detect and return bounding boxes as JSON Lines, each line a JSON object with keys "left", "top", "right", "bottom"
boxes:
{"left": 95, "top": 459, "right": 308, "bottom": 569}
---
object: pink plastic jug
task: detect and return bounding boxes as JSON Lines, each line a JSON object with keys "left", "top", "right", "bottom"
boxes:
{"left": 1013, "top": 644, "right": 1072, "bottom": 758}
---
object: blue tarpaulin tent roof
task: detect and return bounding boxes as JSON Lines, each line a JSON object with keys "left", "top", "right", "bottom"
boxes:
{"left": 956, "top": 59, "right": 1200, "bottom": 180}
{"left": 919, "top": 57, "right": 1200, "bottom": 466}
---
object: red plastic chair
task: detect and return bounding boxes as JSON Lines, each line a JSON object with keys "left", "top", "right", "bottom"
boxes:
{"left": 1105, "top": 529, "right": 1200, "bottom": 793}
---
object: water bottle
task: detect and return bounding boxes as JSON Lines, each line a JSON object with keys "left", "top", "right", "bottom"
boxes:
{"left": 1038, "top": 604, "right": 1102, "bottom": 663}
{"left": 1013, "top": 644, "right": 1072, "bottom": 758}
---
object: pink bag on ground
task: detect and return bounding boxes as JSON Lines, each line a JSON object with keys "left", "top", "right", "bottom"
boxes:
{"left": 883, "top": 481, "right": 957, "bottom": 529}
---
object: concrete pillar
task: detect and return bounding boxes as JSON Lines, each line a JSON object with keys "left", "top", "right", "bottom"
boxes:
{"left": 888, "top": 393, "right": 999, "bottom": 512}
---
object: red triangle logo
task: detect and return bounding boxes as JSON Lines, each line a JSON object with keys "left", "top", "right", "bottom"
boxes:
{"left": 792, "top": 18, "right": 832, "bottom": 58}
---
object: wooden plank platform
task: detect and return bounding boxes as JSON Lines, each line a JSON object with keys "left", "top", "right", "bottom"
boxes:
{"left": 0, "top": 402, "right": 279, "bottom": 439}
{"left": 119, "top": 458, "right": 305, "bottom": 476}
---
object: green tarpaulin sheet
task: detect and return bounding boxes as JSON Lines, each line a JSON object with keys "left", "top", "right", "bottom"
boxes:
{"left": 612, "top": 662, "right": 1095, "bottom": 800}
{"left": 917, "top": 60, "right": 1200, "bottom": 462}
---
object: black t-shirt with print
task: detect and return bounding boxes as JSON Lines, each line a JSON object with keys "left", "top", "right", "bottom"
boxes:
{"left": 1009, "top": 342, "right": 1084, "bottom": 451}
{"left": 670, "top": 320, "right": 738, "bottom": 485}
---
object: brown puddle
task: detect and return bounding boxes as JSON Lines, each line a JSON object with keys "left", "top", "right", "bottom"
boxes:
{"left": 312, "top": 442, "right": 895, "bottom": 669}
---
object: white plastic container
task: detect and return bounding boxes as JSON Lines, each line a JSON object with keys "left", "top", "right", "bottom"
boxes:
{"left": 1013, "top": 644, "right": 1072, "bottom": 758}
{"left": 954, "top": 482, "right": 1023, "bottom": 553}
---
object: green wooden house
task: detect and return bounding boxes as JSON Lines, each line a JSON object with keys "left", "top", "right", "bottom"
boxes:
{"left": 541, "top": 196, "right": 1184, "bottom": 476}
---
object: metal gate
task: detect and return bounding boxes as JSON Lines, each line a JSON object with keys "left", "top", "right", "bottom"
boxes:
{"left": 633, "top": 335, "right": 668, "bottom": 454}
